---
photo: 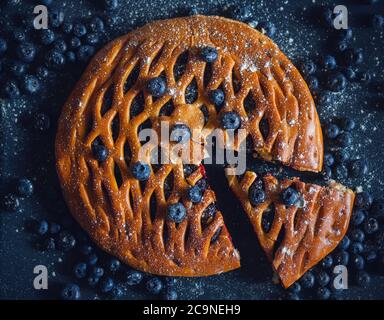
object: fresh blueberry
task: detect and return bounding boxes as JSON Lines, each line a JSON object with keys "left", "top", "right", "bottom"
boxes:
{"left": 335, "top": 132, "right": 352, "bottom": 147}
{"left": 126, "top": 270, "right": 143, "bottom": 285}
{"left": 17, "top": 42, "right": 36, "bottom": 63}
{"left": 281, "top": 187, "right": 300, "bottom": 207}
{"left": 286, "top": 292, "right": 300, "bottom": 300}
{"left": 339, "top": 118, "right": 355, "bottom": 131}
{"left": 45, "top": 50, "right": 65, "bottom": 69}
{"left": 371, "top": 199, "right": 384, "bottom": 218}
{"left": 167, "top": 203, "right": 187, "bottom": 223}
{"left": 40, "top": 29, "right": 55, "bottom": 45}
{"left": 89, "top": 17, "right": 105, "bottom": 32}
{"left": 9, "top": 61, "right": 27, "bottom": 78}
{"left": 53, "top": 39, "right": 67, "bottom": 52}
{"left": 355, "top": 192, "right": 373, "bottom": 210}
{"left": 187, "top": 185, "right": 203, "bottom": 203}
{"left": 60, "top": 284, "right": 81, "bottom": 300}
{"left": 108, "top": 259, "right": 121, "bottom": 273}
{"left": 307, "top": 75, "right": 319, "bottom": 92}
{"left": 336, "top": 40, "right": 348, "bottom": 52}
{"left": 36, "top": 220, "right": 49, "bottom": 235}
{"left": 209, "top": 89, "right": 225, "bottom": 108}
{"left": 170, "top": 124, "right": 191, "bottom": 143}
{"left": 73, "top": 262, "right": 87, "bottom": 279}
{"left": 316, "top": 287, "right": 331, "bottom": 300}
{"left": 49, "top": 222, "right": 61, "bottom": 234}
{"left": 87, "top": 253, "right": 98, "bottom": 266}
{"left": 318, "top": 91, "right": 333, "bottom": 105}
{"left": 111, "top": 285, "right": 124, "bottom": 298}
{"left": 146, "top": 278, "right": 163, "bottom": 295}
{"left": 334, "top": 250, "right": 349, "bottom": 265}
{"left": 220, "top": 111, "right": 241, "bottom": 130}
{"left": 372, "top": 14, "right": 384, "bottom": 30}
{"left": 73, "top": 23, "right": 87, "bottom": 38}
{"left": 131, "top": 162, "right": 151, "bottom": 181}
{"left": 43, "top": 237, "right": 56, "bottom": 251}
{"left": 165, "top": 277, "right": 178, "bottom": 287}
{"left": 196, "top": 178, "right": 208, "bottom": 192}
{"left": 62, "top": 21, "right": 73, "bottom": 34}
{"left": 3, "top": 81, "right": 20, "bottom": 99}
{"left": 2, "top": 193, "right": 20, "bottom": 211}
{"left": 300, "top": 59, "right": 316, "bottom": 75}
{"left": 349, "top": 229, "right": 365, "bottom": 243}
{"left": 339, "top": 235, "right": 351, "bottom": 250}
{"left": 70, "top": 37, "right": 81, "bottom": 49}
{"left": 146, "top": 77, "right": 166, "bottom": 97}
{"left": 321, "top": 7, "right": 334, "bottom": 28}
{"left": 104, "top": 0, "right": 119, "bottom": 10}
{"left": 50, "top": 9, "right": 65, "bottom": 28}
{"left": 85, "top": 33, "right": 99, "bottom": 45}
{"left": 186, "top": 4, "right": 202, "bottom": 16}
{"left": 36, "top": 66, "right": 49, "bottom": 79}
{"left": 77, "top": 45, "right": 95, "bottom": 62}
{"left": 335, "top": 149, "right": 349, "bottom": 163}
{"left": 355, "top": 271, "right": 370, "bottom": 287}
{"left": 57, "top": 230, "right": 76, "bottom": 252}
{"left": 257, "top": 21, "right": 276, "bottom": 37}
{"left": 351, "top": 209, "right": 367, "bottom": 226}
{"left": 288, "top": 282, "right": 301, "bottom": 294}
{"left": 321, "top": 55, "right": 337, "bottom": 71}
{"left": 321, "top": 255, "right": 333, "bottom": 269}
{"left": 92, "top": 266, "right": 104, "bottom": 278}
{"left": 13, "top": 29, "right": 26, "bottom": 42}
{"left": 325, "top": 123, "right": 340, "bottom": 139}
{"left": 66, "top": 51, "right": 76, "bottom": 63}
{"left": 41, "top": 0, "right": 53, "bottom": 6}
{"left": 327, "top": 73, "right": 347, "bottom": 92}
{"left": 344, "top": 48, "right": 364, "bottom": 65}
{"left": 34, "top": 113, "right": 50, "bottom": 131}
{"left": 92, "top": 143, "right": 108, "bottom": 162}
{"left": 363, "top": 250, "right": 377, "bottom": 263}
{"left": 351, "top": 254, "right": 365, "bottom": 270}
{"left": 163, "top": 289, "right": 178, "bottom": 300}
{"left": 248, "top": 182, "right": 266, "bottom": 206}
{"left": 99, "top": 277, "right": 114, "bottom": 293}
{"left": 364, "top": 217, "right": 379, "bottom": 235}
{"left": 317, "top": 271, "right": 330, "bottom": 287}
{"left": 17, "top": 178, "right": 33, "bottom": 197}
{"left": 300, "top": 271, "right": 315, "bottom": 289}
{"left": 349, "top": 159, "right": 369, "bottom": 177}
{"left": 200, "top": 47, "right": 218, "bottom": 63}
{"left": 324, "top": 152, "right": 335, "bottom": 166}
{"left": 356, "top": 70, "right": 371, "bottom": 84}
{"left": 23, "top": 75, "right": 40, "bottom": 94}
{"left": 350, "top": 241, "right": 364, "bottom": 254}
{"left": 87, "top": 275, "right": 100, "bottom": 287}
{"left": 0, "top": 38, "right": 7, "bottom": 55}
{"left": 343, "top": 67, "right": 356, "bottom": 81}
{"left": 230, "top": 5, "right": 252, "bottom": 22}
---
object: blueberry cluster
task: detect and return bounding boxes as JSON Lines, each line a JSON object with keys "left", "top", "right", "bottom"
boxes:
{"left": 0, "top": 2, "right": 107, "bottom": 100}
{"left": 322, "top": 117, "right": 368, "bottom": 181}
{"left": 227, "top": 5, "right": 276, "bottom": 38}
{"left": 287, "top": 192, "right": 384, "bottom": 300}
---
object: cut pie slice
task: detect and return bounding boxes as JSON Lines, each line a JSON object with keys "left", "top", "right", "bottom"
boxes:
{"left": 227, "top": 170, "right": 355, "bottom": 288}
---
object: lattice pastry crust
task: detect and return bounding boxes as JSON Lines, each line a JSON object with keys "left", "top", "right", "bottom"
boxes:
{"left": 227, "top": 171, "right": 355, "bottom": 288}
{"left": 56, "top": 15, "right": 324, "bottom": 277}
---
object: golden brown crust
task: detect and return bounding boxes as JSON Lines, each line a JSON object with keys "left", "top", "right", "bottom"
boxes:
{"left": 55, "top": 15, "right": 323, "bottom": 277}
{"left": 227, "top": 171, "right": 354, "bottom": 288}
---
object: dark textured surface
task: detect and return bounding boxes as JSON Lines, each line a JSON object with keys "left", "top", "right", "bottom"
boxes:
{"left": 1, "top": 0, "right": 384, "bottom": 300}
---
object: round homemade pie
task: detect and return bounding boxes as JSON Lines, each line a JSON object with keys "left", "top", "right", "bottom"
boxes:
{"left": 55, "top": 15, "right": 331, "bottom": 279}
